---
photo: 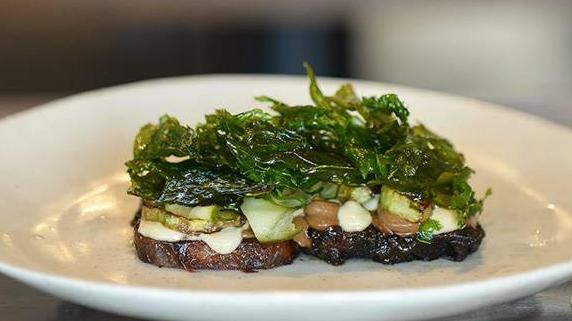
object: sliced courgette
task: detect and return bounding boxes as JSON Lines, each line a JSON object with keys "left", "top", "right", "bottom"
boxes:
{"left": 164, "top": 203, "right": 218, "bottom": 221}
{"left": 379, "top": 187, "right": 423, "bottom": 222}
{"left": 143, "top": 206, "right": 242, "bottom": 234}
{"left": 350, "top": 186, "right": 373, "bottom": 203}
{"left": 240, "top": 197, "right": 300, "bottom": 243}
{"left": 319, "top": 183, "right": 340, "bottom": 199}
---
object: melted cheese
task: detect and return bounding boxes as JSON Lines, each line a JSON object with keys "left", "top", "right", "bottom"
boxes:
{"left": 138, "top": 220, "right": 189, "bottom": 242}
{"left": 337, "top": 200, "right": 372, "bottom": 232}
{"left": 138, "top": 220, "right": 245, "bottom": 254}
{"left": 199, "top": 227, "right": 244, "bottom": 254}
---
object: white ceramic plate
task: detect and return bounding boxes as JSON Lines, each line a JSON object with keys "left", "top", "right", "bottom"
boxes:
{"left": 0, "top": 76, "right": 571, "bottom": 321}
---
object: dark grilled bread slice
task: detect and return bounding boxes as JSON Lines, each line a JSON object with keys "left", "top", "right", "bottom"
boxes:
{"left": 303, "top": 225, "right": 485, "bottom": 265}
{"left": 133, "top": 222, "right": 299, "bottom": 271}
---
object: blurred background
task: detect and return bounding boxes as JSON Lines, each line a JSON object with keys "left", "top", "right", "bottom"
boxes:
{"left": 1, "top": 0, "right": 571, "bottom": 125}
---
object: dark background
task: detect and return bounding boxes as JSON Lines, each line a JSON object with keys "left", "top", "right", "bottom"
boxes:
{"left": 0, "top": 1, "right": 350, "bottom": 92}
{"left": 0, "top": 2, "right": 571, "bottom": 320}
{"left": 1, "top": 0, "right": 571, "bottom": 124}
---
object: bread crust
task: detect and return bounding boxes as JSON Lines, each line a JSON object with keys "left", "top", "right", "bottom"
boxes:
{"left": 133, "top": 210, "right": 484, "bottom": 269}
{"left": 133, "top": 222, "right": 299, "bottom": 271}
{"left": 303, "top": 225, "right": 485, "bottom": 265}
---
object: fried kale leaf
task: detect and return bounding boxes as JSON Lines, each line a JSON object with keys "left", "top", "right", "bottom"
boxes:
{"left": 126, "top": 64, "right": 487, "bottom": 218}
{"left": 127, "top": 158, "right": 269, "bottom": 209}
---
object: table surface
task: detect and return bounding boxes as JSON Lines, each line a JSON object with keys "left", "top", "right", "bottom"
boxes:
{"left": 0, "top": 94, "right": 571, "bottom": 321}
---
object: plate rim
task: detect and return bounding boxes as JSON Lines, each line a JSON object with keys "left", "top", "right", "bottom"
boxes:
{"left": 1, "top": 75, "right": 571, "bottom": 314}
{"left": 0, "top": 258, "right": 571, "bottom": 298}
{"left": 1, "top": 73, "right": 571, "bottom": 136}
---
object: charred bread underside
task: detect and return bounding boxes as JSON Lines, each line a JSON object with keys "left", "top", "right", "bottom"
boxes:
{"left": 133, "top": 211, "right": 484, "bottom": 270}
{"left": 304, "top": 225, "right": 485, "bottom": 265}
{"left": 133, "top": 220, "right": 299, "bottom": 271}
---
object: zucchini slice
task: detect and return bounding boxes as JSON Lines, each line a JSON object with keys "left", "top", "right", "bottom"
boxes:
{"left": 240, "top": 197, "right": 300, "bottom": 243}
{"left": 379, "top": 187, "right": 423, "bottom": 222}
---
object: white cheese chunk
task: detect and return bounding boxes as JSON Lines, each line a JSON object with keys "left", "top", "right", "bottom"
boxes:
{"left": 431, "top": 206, "right": 461, "bottom": 234}
{"left": 199, "top": 226, "right": 244, "bottom": 254}
{"left": 337, "top": 200, "right": 373, "bottom": 232}
{"left": 138, "top": 220, "right": 189, "bottom": 242}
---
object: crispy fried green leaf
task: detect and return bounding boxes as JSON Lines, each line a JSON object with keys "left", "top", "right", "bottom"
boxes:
{"left": 187, "top": 110, "right": 238, "bottom": 170}
{"left": 362, "top": 94, "right": 410, "bottom": 125}
{"left": 126, "top": 63, "right": 488, "bottom": 221}
{"left": 330, "top": 84, "right": 361, "bottom": 110}
{"left": 126, "top": 159, "right": 172, "bottom": 201}
{"left": 304, "top": 62, "right": 331, "bottom": 109}
{"left": 157, "top": 165, "right": 269, "bottom": 209}
{"left": 214, "top": 108, "right": 363, "bottom": 189}
{"left": 133, "top": 115, "right": 192, "bottom": 159}
{"left": 127, "top": 159, "right": 268, "bottom": 209}
{"left": 417, "top": 218, "right": 443, "bottom": 243}
{"left": 272, "top": 105, "right": 344, "bottom": 151}
{"left": 412, "top": 124, "right": 464, "bottom": 169}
